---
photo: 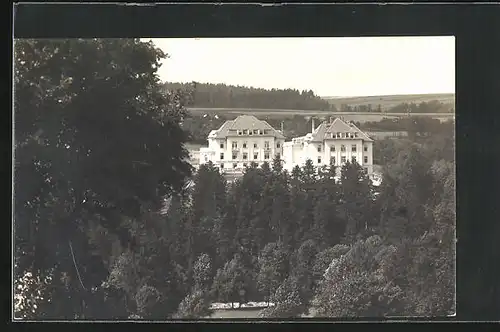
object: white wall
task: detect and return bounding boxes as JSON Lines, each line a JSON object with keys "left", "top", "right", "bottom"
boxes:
{"left": 282, "top": 138, "right": 374, "bottom": 175}
{"left": 200, "top": 135, "right": 284, "bottom": 170}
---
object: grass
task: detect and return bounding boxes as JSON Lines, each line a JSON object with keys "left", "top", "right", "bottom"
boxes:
{"left": 207, "top": 309, "right": 262, "bottom": 319}
{"left": 322, "top": 93, "right": 455, "bottom": 111}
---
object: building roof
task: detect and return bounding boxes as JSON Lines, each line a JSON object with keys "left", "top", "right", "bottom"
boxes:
{"left": 209, "top": 115, "right": 285, "bottom": 139}
{"left": 310, "top": 117, "right": 373, "bottom": 142}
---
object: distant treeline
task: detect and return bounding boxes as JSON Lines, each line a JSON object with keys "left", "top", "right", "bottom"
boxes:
{"left": 338, "top": 100, "right": 454, "bottom": 114}
{"left": 164, "top": 82, "right": 337, "bottom": 111}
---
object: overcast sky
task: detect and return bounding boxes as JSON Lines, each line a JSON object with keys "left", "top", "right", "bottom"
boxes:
{"left": 147, "top": 37, "right": 455, "bottom": 98}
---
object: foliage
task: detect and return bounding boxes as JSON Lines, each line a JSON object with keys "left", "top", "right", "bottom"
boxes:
{"left": 165, "top": 82, "right": 335, "bottom": 111}
{"left": 14, "top": 38, "right": 193, "bottom": 319}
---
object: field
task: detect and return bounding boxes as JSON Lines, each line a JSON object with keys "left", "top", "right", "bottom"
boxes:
{"left": 322, "top": 93, "right": 455, "bottom": 111}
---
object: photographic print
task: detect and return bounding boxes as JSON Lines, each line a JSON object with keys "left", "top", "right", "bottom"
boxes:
{"left": 13, "top": 36, "right": 455, "bottom": 320}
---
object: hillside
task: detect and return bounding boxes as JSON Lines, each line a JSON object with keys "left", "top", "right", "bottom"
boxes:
{"left": 164, "top": 82, "right": 335, "bottom": 111}
{"left": 322, "top": 93, "right": 455, "bottom": 111}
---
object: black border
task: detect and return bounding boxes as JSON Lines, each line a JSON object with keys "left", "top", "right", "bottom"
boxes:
{"left": 10, "top": 0, "right": 500, "bottom": 327}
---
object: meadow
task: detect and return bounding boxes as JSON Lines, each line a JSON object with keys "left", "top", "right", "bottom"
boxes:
{"left": 322, "top": 93, "right": 455, "bottom": 111}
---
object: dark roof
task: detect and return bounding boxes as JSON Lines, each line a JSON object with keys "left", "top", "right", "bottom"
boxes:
{"left": 310, "top": 118, "right": 373, "bottom": 142}
{"left": 210, "top": 115, "right": 285, "bottom": 139}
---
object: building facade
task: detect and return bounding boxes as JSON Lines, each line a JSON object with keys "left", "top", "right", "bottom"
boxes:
{"left": 283, "top": 117, "right": 374, "bottom": 176}
{"left": 198, "top": 115, "right": 285, "bottom": 174}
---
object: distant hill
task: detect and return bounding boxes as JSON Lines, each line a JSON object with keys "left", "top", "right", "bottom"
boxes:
{"left": 322, "top": 93, "right": 455, "bottom": 112}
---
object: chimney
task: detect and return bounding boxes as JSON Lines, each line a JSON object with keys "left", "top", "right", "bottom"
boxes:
{"left": 311, "top": 117, "right": 315, "bottom": 132}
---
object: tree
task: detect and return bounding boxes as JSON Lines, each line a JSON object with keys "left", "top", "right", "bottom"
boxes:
{"left": 339, "top": 161, "right": 373, "bottom": 239}
{"left": 193, "top": 253, "right": 213, "bottom": 291}
{"left": 259, "top": 275, "right": 305, "bottom": 318}
{"left": 210, "top": 254, "right": 248, "bottom": 307}
{"left": 312, "top": 236, "right": 406, "bottom": 317}
{"left": 188, "top": 162, "right": 227, "bottom": 264}
{"left": 14, "top": 39, "right": 193, "bottom": 319}
{"left": 379, "top": 145, "right": 434, "bottom": 241}
{"left": 173, "top": 253, "right": 214, "bottom": 318}
{"left": 256, "top": 242, "right": 289, "bottom": 303}
{"left": 294, "top": 239, "right": 319, "bottom": 310}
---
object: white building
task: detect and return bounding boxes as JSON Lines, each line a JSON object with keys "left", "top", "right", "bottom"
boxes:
{"left": 198, "top": 115, "right": 286, "bottom": 174}
{"left": 283, "top": 117, "right": 375, "bottom": 177}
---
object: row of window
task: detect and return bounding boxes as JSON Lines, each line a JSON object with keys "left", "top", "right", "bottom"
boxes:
{"left": 316, "top": 156, "right": 369, "bottom": 164}
{"left": 236, "top": 129, "right": 269, "bottom": 136}
{"left": 317, "top": 144, "right": 368, "bottom": 153}
{"left": 330, "top": 132, "right": 359, "bottom": 139}
{"left": 225, "top": 141, "right": 280, "bottom": 149}
{"left": 221, "top": 152, "right": 281, "bottom": 160}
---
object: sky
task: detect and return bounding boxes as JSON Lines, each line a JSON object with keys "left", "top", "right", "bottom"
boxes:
{"left": 146, "top": 37, "right": 455, "bottom": 98}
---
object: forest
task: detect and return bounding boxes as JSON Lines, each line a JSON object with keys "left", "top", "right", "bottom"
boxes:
{"left": 14, "top": 38, "right": 455, "bottom": 320}
{"left": 164, "top": 82, "right": 336, "bottom": 111}
{"left": 164, "top": 82, "right": 454, "bottom": 114}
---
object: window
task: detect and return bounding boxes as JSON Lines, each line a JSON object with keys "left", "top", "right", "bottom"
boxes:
{"left": 249, "top": 131, "right": 253, "bottom": 136}
{"left": 352, "top": 144, "right": 357, "bottom": 152}
{"left": 259, "top": 130, "right": 263, "bottom": 135}
{"left": 276, "top": 153, "right": 281, "bottom": 159}
{"left": 253, "top": 129, "right": 258, "bottom": 135}
{"left": 243, "top": 163, "right": 247, "bottom": 168}
{"left": 317, "top": 157, "right": 322, "bottom": 164}
{"left": 364, "top": 145, "right": 368, "bottom": 152}
{"left": 330, "top": 156, "right": 336, "bottom": 165}
{"left": 264, "top": 152, "right": 270, "bottom": 159}
{"left": 253, "top": 153, "right": 258, "bottom": 160}
{"left": 354, "top": 132, "right": 359, "bottom": 138}
{"left": 220, "top": 143, "right": 224, "bottom": 149}
{"left": 352, "top": 156, "right": 357, "bottom": 163}
{"left": 243, "top": 152, "right": 248, "bottom": 160}
{"left": 243, "top": 142, "right": 247, "bottom": 148}
{"left": 233, "top": 163, "right": 237, "bottom": 168}
{"left": 232, "top": 142, "right": 238, "bottom": 149}
{"left": 243, "top": 129, "right": 248, "bottom": 135}
{"left": 364, "top": 167, "right": 368, "bottom": 173}
{"left": 204, "top": 155, "right": 208, "bottom": 162}
{"left": 317, "top": 145, "right": 322, "bottom": 152}
{"left": 237, "top": 130, "right": 242, "bottom": 135}
{"left": 341, "top": 145, "right": 346, "bottom": 152}
{"left": 232, "top": 153, "right": 237, "bottom": 160}
{"left": 220, "top": 153, "right": 224, "bottom": 160}
{"left": 330, "top": 146, "right": 335, "bottom": 152}
{"left": 277, "top": 142, "right": 281, "bottom": 148}
{"left": 364, "top": 156, "right": 368, "bottom": 163}
{"left": 341, "top": 156, "right": 346, "bottom": 163}
{"left": 264, "top": 141, "right": 270, "bottom": 149}
{"left": 254, "top": 143, "right": 258, "bottom": 148}
{"left": 220, "top": 163, "right": 224, "bottom": 169}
